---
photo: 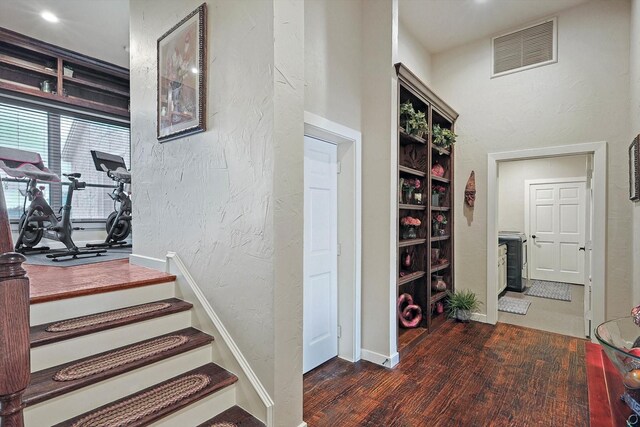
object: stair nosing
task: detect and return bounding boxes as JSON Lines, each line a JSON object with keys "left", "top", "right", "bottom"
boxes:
{"left": 30, "top": 298, "right": 193, "bottom": 348}
{"left": 53, "top": 363, "right": 238, "bottom": 427}
{"left": 24, "top": 327, "right": 213, "bottom": 406}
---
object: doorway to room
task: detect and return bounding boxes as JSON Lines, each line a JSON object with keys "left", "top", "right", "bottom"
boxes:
{"left": 487, "top": 144, "right": 606, "bottom": 339}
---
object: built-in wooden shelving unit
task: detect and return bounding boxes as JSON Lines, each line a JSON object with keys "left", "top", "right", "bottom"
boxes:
{"left": 395, "top": 63, "right": 458, "bottom": 356}
{"left": 0, "top": 27, "right": 130, "bottom": 118}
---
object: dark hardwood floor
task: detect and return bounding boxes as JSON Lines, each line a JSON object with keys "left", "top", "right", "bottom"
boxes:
{"left": 304, "top": 322, "right": 588, "bottom": 426}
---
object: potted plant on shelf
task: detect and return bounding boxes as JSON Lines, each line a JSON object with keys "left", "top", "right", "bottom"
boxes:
{"left": 402, "top": 178, "right": 421, "bottom": 204}
{"left": 400, "top": 101, "right": 415, "bottom": 134}
{"left": 409, "top": 110, "right": 428, "bottom": 139}
{"left": 446, "top": 289, "right": 481, "bottom": 323}
{"left": 432, "top": 185, "right": 446, "bottom": 207}
{"left": 432, "top": 124, "right": 457, "bottom": 148}
{"left": 432, "top": 213, "right": 447, "bottom": 236}
{"left": 400, "top": 216, "right": 421, "bottom": 239}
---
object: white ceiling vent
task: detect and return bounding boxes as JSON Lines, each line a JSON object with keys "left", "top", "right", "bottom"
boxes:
{"left": 492, "top": 18, "right": 557, "bottom": 78}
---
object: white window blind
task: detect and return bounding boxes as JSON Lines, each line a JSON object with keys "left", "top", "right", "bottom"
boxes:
{"left": 0, "top": 100, "right": 130, "bottom": 221}
{"left": 493, "top": 19, "right": 556, "bottom": 77}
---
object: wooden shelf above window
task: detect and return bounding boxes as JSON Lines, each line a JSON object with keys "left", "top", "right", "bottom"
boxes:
{"left": 0, "top": 53, "right": 57, "bottom": 77}
{"left": 63, "top": 75, "right": 129, "bottom": 97}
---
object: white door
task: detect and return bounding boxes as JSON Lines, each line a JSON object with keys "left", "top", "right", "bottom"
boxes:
{"left": 529, "top": 180, "right": 586, "bottom": 284}
{"left": 303, "top": 136, "right": 338, "bottom": 373}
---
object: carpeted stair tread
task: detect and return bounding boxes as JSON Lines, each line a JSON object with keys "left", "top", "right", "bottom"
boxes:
{"left": 53, "top": 363, "right": 238, "bottom": 427}
{"left": 30, "top": 298, "right": 193, "bottom": 347}
{"left": 24, "top": 327, "right": 213, "bottom": 406}
{"left": 197, "top": 406, "right": 266, "bottom": 427}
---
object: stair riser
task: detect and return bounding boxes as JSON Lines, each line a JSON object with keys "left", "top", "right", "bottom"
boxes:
{"left": 24, "top": 345, "right": 212, "bottom": 426}
{"left": 150, "top": 385, "right": 236, "bottom": 427}
{"left": 31, "top": 311, "right": 192, "bottom": 371}
{"left": 31, "top": 281, "right": 176, "bottom": 325}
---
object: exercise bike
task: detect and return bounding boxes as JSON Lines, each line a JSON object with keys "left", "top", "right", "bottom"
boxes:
{"left": 0, "top": 146, "right": 106, "bottom": 261}
{"left": 86, "top": 150, "right": 132, "bottom": 249}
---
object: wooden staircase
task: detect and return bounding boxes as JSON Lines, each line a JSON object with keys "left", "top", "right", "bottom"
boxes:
{"left": 0, "top": 184, "right": 266, "bottom": 426}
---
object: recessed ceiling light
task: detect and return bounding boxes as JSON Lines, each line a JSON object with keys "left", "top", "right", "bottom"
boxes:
{"left": 41, "top": 11, "right": 59, "bottom": 23}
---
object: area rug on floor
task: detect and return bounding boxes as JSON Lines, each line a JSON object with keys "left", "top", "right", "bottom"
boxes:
{"left": 498, "top": 296, "right": 531, "bottom": 315}
{"left": 525, "top": 280, "right": 572, "bottom": 301}
{"left": 24, "top": 246, "right": 132, "bottom": 267}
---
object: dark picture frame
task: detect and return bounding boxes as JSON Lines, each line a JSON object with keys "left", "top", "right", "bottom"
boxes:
{"left": 630, "top": 135, "right": 640, "bottom": 201}
{"left": 157, "top": 3, "right": 207, "bottom": 142}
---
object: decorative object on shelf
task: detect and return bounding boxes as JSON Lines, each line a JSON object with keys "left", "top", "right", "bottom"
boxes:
{"left": 446, "top": 289, "right": 481, "bottom": 323}
{"left": 400, "top": 101, "right": 415, "bottom": 134}
{"left": 397, "top": 293, "right": 422, "bottom": 328}
{"left": 431, "top": 162, "right": 445, "bottom": 178}
{"left": 414, "top": 192, "right": 423, "bottom": 205}
{"left": 436, "top": 301, "right": 444, "bottom": 314}
{"left": 430, "top": 248, "right": 440, "bottom": 264}
{"left": 432, "top": 213, "right": 447, "bottom": 236}
{"left": 39, "top": 80, "right": 54, "bottom": 93}
{"left": 401, "top": 250, "right": 413, "bottom": 270}
{"left": 399, "top": 177, "right": 405, "bottom": 203}
{"left": 630, "top": 135, "right": 640, "bottom": 201}
{"left": 632, "top": 304, "right": 640, "bottom": 326}
{"left": 63, "top": 66, "right": 74, "bottom": 77}
{"left": 432, "top": 124, "right": 457, "bottom": 148}
{"left": 432, "top": 185, "right": 446, "bottom": 207}
{"left": 157, "top": 3, "right": 207, "bottom": 142}
{"left": 409, "top": 110, "right": 428, "bottom": 138}
{"left": 400, "top": 216, "right": 421, "bottom": 239}
{"left": 431, "top": 275, "right": 447, "bottom": 292}
{"left": 465, "top": 170, "right": 476, "bottom": 207}
{"left": 404, "top": 144, "right": 427, "bottom": 171}
{"left": 402, "top": 178, "right": 421, "bottom": 204}
{"left": 437, "top": 256, "right": 449, "bottom": 265}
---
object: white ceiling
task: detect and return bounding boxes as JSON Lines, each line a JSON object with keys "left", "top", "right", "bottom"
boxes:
{"left": 399, "top": 0, "right": 590, "bottom": 54}
{"left": 0, "top": 0, "right": 129, "bottom": 68}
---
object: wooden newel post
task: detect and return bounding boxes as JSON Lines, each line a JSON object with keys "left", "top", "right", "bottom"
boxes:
{"left": 0, "top": 182, "right": 30, "bottom": 427}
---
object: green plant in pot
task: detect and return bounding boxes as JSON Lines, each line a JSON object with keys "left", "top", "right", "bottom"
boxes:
{"left": 432, "top": 124, "right": 457, "bottom": 148}
{"left": 446, "top": 289, "right": 481, "bottom": 323}
{"left": 400, "top": 101, "right": 415, "bottom": 134}
{"left": 409, "top": 110, "right": 428, "bottom": 138}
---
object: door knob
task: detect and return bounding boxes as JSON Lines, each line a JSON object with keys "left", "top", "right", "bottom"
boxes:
{"left": 579, "top": 246, "right": 585, "bottom": 251}
{"left": 532, "top": 235, "right": 536, "bottom": 239}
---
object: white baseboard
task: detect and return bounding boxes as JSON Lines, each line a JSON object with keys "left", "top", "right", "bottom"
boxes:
{"left": 360, "top": 349, "right": 399, "bottom": 368}
{"left": 129, "top": 253, "right": 166, "bottom": 271}
{"left": 471, "top": 312, "right": 488, "bottom": 323}
{"left": 298, "top": 423, "right": 308, "bottom": 427}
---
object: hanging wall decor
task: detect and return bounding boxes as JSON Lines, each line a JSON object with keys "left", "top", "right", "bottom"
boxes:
{"left": 157, "top": 3, "right": 207, "bottom": 142}
{"left": 630, "top": 135, "right": 640, "bottom": 201}
{"left": 465, "top": 170, "right": 476, "bottom": 207}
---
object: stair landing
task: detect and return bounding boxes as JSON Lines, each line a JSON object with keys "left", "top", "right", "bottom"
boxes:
{"left": 26, "top": 259, "right": 176, "bottom": 304}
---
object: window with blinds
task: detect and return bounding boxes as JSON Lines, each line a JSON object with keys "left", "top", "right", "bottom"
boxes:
{"left": 492, "top": 18, "right": 557, "bottom": 78}
{"left": 0, "top": 100, "right": 130, "bottom": 221}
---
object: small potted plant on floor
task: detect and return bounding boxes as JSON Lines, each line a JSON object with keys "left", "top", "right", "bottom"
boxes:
{"left": 446, "top": 289, "right": 481, "bottom": 323}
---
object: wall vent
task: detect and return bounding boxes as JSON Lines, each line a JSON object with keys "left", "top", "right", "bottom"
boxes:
{"left": 492, "top": 18, "right": 557, "bottom": 78}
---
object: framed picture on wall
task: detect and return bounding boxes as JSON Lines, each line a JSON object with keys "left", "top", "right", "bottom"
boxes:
{"left": 630, "top": 135, "right": 640, "bottom": 201}
{"left": 157, "top": 3, "right": 207, "bottom": 142}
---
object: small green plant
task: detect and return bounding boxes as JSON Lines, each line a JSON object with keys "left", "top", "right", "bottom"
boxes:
{"left": 409, "top": 110, "right": 428, "bottom": 137}
{"left": 446, "top": 289, "right": 481, "bottom": 319}
{"left": 400, "top": 101, "right": 428, "bottom": 137}
{"left": 432, "top": 124, "right": 457, "bottom": 148}
{"left": 400, "top": 101, "right": 415, "bottom": 133}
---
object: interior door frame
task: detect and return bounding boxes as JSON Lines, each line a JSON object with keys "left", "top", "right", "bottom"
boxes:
{"left": 524, "top": 177, "right": 587, "bottom": 283}
{"left": 487, "top": 142, "right": 606, "bottom": 341}
{"left": 304, "top": 111, "right": 362, "bottom": 363}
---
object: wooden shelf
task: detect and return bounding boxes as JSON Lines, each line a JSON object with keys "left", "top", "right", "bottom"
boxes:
{"left": 399, "top": 128, "right": 427, "bottom": 145}
{"left": 399, "top": 165, "right": 426, "bottom": 177}
{"left": 431, "top": 206, "right": 450, "bottom": 211}
{"left": 431, "top": 175, "right": 450, "bottom": 184}
{"left": 398, "top": 271, "right": 425, "bottom": 286}
{"left": 0, "top": 53, "right": 57, "bottom": 77}
{"left": 431, "top": 235, "right": 450, "bottom": 242}
{"left": 432, "top": 145, "right": 451, "bottom": 156}
{"left": 398, "top": 238, "right": 427, "bottom": 248}
{"left": 430, "top": 291, "right": 448, "bottom": 304}
{"left": 63, "top": 75, "right": 129, "bottom": 97}
{"left": 399, "top": 204, "right": 426, "bottom": 211}
{"left": 430, "top": 263, "right": 450, "bottom": 274}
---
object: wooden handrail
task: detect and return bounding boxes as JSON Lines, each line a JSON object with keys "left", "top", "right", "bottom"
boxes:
{"left": 0, "top": 182, "right": 30, "bottom": 426}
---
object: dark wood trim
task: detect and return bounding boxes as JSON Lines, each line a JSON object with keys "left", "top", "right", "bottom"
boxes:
{"left": 395, "top": 63, "right": 459, "bottom": 122}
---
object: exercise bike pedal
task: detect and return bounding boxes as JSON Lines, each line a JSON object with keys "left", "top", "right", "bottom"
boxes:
{"left": 86, "top": 241, "right": 132, "bottom": 249}
{"left": 17, "top": 246, "right": 51, "bottom": 254}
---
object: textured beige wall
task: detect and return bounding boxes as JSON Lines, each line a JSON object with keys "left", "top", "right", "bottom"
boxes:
{"left": 432, "top": 0, "right": 632, "bottom": 319}
{"left": 130, "top": 1, "right": 304, "bottom": 425}
{"left": 498, "top": 155, "right": 588, "bottom": 233}
{"left": 398, "top": 19, "right": 432, "bottom": 85}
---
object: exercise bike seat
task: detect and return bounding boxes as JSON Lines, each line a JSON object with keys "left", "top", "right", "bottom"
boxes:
{"left": 0, "top": 146, "right": 60, "bottom": 182}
